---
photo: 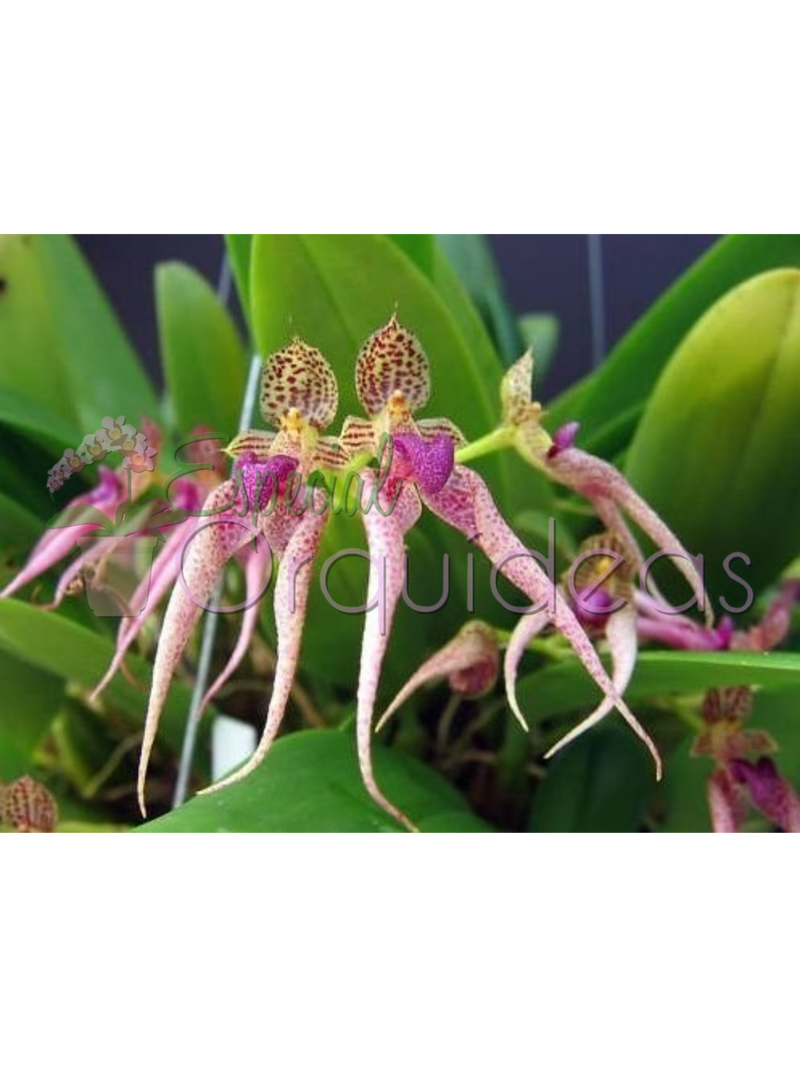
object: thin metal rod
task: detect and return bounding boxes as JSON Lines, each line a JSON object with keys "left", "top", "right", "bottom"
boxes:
{"left": 171, "top": 256, "right": 262, "bottom": 807}
{"left": 587, "top": 234, "right": 607, "bottom": 368}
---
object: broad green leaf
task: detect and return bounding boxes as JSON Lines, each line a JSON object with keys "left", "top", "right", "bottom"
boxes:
{"left": 0, "top": 235, "right": 158, "bottom": 432}
{"left": 137, "top": 729, "right": 493, "bottom": 832}
{"left": 0, "top": 599, "right": 200, "bottom": 753}
{"left": 0, "top": 387, "right": 81, "bottom": 454}
{"left": 156, "top": 262, "right": 246, "bottom": 436}
{"left": 515, "top": 649, "right": 800, "bottom": 725}
{"left": 437, "top": 234, "right": 523, "bottom": 366}
{"left": 528, "top": 726, "right": 653, "bottom": 832}
{"left": 518, "top": 314, "right": 560, "bottom": 382}
{"left": 548, "top": 234, "right": 800, "bottom": 449}
{"left": 627, "top": 269, "right": 800, "bottom": 601}
{"left": 0, "top": 648, "right": 63, "bottom": 778}
{"left": 0, "top": 235, "right": 79, "bottom": 428}
{"left": 225, "top": 234, "right": 253, "bottom": 323}
{"left": 389, "top": 235, "right": 435, "bottom": 276}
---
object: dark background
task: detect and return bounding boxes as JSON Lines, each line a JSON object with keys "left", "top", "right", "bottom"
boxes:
{"left": 77, "top": 235, "right": 717, "bottom": 398}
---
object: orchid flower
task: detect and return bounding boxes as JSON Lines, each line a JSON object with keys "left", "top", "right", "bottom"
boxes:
{"left": 487, "top": 352, "right": 712, "bottom": 626}
{"left": 137, "top": 339, "right": 343, "bottom": 814}
{"left": 341, "top": 316, "right": 647, "bottom": 829}
{"left": 694, "top": 687, "right": 800, "bottom": 832}
{"left": 377, "top": 620, "right": 500, "bottom": 732}
{"left": 504, "top": 531, "right": 659, "bottom": 766}
{"left": 0, "top": 467, "right": 128, "bottom": 602}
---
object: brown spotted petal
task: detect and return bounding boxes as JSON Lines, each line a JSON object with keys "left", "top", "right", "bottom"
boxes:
{"left": 377, "top": 621, "right": 500, "bottom": 731}
{"left": 339, "top": 415, "right": 380, "bottom": 460}
{"left": 0, "top": 776, "right": 58, "bottom": 832}
{"left": 227, "top": 430, "right": 276, "bottom": 460}
{"left": 260, "top": 339, "right": 338, "bottom": 429}
{"left": 355, "top": 314, "right": 431, "bottom": 416}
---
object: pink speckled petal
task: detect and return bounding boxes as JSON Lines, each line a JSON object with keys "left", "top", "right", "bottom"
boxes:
{"left": 504, "top": 610, "right": 550, "bottom": 730}
{"left": 708, "top": 768, "right": 745, "bottom": 833}
{"left": 195, "top": 540, "right": 270, "bottom": 722}
{"left": 549, "top": 446, "right": 713, "bottom": 625}
{"left": 544, "top": 604, "right": 662, "bottom": 776}
{"left": 260, "top": 340, "right": 338, "bottom": 429}
{"left": 91, "top": 516, "right": 202, "bottom": 700}
{"left": 393, "top": 432, "right": 454, "bottom": 496}
{"left": 137, "top": 480, "right": 253, "bottom": 815}
{"left": 730, "top": 757, "right": 800, "bottom": 832}
{"left": 377, "top": 621, "right": 500, "bottom": 732}
{"left": 200, "top": 492, "right": 328, "bottom": 795}
{"left": 1, "top": 469, "right": 126, "bottom": 600}
{"left": 355, "top": 315, "right": 431, "bottom": 416}
{"left": 423, "top": 465, "right": 643, "bottom": 763}
{"left": 356, "top": 472, "right": 423, "bottom": 831}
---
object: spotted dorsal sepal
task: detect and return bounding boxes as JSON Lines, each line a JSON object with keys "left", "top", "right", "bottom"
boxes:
{"left": 260, "top": 339, "right": 338, "bottom": 430}
{"left": 355, "top": 314, "right": 431, "bottom": 418}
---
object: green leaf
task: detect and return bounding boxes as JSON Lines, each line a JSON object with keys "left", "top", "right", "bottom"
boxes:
{"left": 0, "top": 490, "right": 41, "bottom": 545}
{"left": 548, "top": 234, "right": 800, "bottom": 449}
{"left": 626, "top": 268, "right": 800, "bottom": 600}
{"left": 0, "top": 235, "right": 158, "bottom": 433}
{"left": 529, "top": 726, "right": 653, "bottom": 832}
{"left": 516, "top": 649, "right": 800, "bottom": 724}
{"left": 437, "top": 234, "right": 523, "bottom": 365}
{"left": 0, "top": 387, "right": 82, "bottom": 454}
{"left": 0, "top": 648, "right": 63, "bottom": 778}
{"left": 388, "top": 235, "right": 435, "bottom": 276}
{"left": 518, "top": 314, "right": 560, "bottom": 382}
{"left": 0, "top": 235, "right": 79, "bottom": 429}
{"left": 156, "top": 262, "right": 246, "bottom": 436}
{"left": 136, "top": 729, "right": 493, "bottom": 832}
{"left": 0, "top": 599, "right": 200, "bottom": 753}
{"left": 225, "top": 234, "right": 253, "bottom": 323}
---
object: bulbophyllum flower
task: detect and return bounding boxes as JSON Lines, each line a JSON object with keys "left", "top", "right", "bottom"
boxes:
{"left": 0, "top": 775, "right": 58, "bottom": 832}
{"left": 695, "top": 686, "right": 800, "bottom": 832}
{"left": 504, "top": 532, "right": 661, "bottom": 769}
{"left": 137, "top": 340, "right": 344, "bottom": 814}
{"left": 493, "top": 352, "right": 712, "bottom": 626}
{"left": 342, "top": 316, "right": 641, "bottom": 829}
{"left": 376, "top": 621, "right": 500, "bottom": 732}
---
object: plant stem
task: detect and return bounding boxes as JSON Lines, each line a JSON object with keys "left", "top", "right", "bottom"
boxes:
{"left": 455, "top": 426, "right": 515, "bottom": 465}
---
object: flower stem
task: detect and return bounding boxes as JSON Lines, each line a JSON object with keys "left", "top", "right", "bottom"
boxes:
{"left": 455, "top": 426, "right": 515, "bottom": 465}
